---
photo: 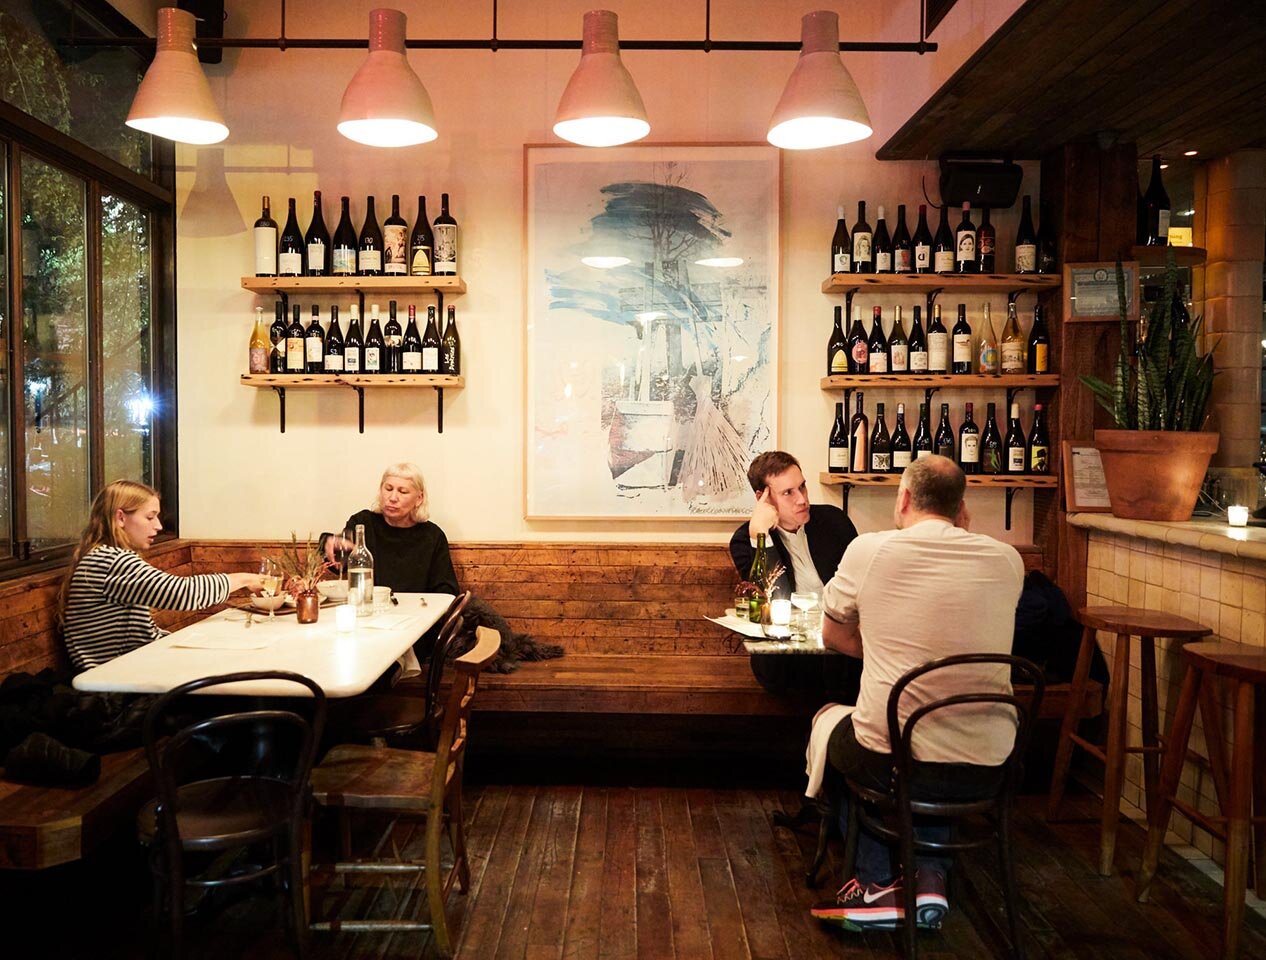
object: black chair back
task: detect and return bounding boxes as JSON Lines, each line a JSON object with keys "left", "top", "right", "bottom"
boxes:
{"left": 422, "top": 591, "right": 472, "bottom": 745}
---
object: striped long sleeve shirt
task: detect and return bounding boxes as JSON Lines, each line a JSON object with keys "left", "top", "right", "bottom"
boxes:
{"left": 63, "top": 545, "right": 231, "bottom": 670}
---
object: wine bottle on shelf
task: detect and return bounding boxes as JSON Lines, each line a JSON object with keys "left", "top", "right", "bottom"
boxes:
{"left": 332, "top": 197, "right": 358, "bottom": 276}
{"left": 847, "top": 305, "right": 869, "bottom": 373}
{"left": 304, "top": 191, "right": 330, "bottom": 276}
{"left": 1004, "top": 402, "right": 1027, "bottom": 474}
{"left": 934, "top": 402, "right": 955, "bottom": 460}
{"left": 285, "top": 304, "right": 306, "bottom": 373}
{"left": 441, "top": 305, "right": 461, "bottom": 375}
{"left": 977, "top": 303, "right": 999, "bottom": 374}
{"left": 888, "top": 306, "right": 909, "bottom": 373}
{"left": 830, "top": 205, "right": 850, "bottom": 274}
{"left": 891, "top": 402, "right": 912, "bottom": 473}
{"left": 955, "top": 202, "right": 977, "bottom": 273}
{"left": 364, "top": 304, "right": 384, "bottom": 373}
{"left": 383, "top": 300, "right": 403, "bottom": 373}
{"left": 249, "top": 307, "right": 269, "bottom": 374}
{"left": 827, "top": 305, "right": 848, "bottom": 375}
{"left": 978, "top": 207, "right": 996, "bottom": 273}
{"left": 892, "top": 204, "right": 912, "bottom": 273}
{"left": 912, "top": 403, "right": 933, "bottom": 460}
{"left": 873, "top": 206, "right": 893, "bottom": 273}
{"left": 347, "top": 523, "right": 375, "bottom": 615}
{"left": 927, "top": 303, "right": 949, "bottom": 374}
{"left": 410, "top": 195, "right": 434, "bottom": 276}
{"left": 1036, "top": 200, "right": 1057, "bottom": 273}
{"left": 343, "top": 304, "right": 363, "bottom": 374}
{"left": 933, "top": 205, "right": 955, "bottom": 274}
{"left": 828, "top": 401, "right": 848, "bottom": 474}
{"left": 908, "top": 305, "right": 928, "bottom": 372}
{"left": 1027, "top": 403, "right": 1051, "bottom": 474}
{"left": 254, "top": 196, "right": 278, "bottom": 277}
{"left": 278, "top": 198, "right": 304, "bottom": 276}
{"left": 851, "top": 201, "right": 873, "bottom": 274}
{"left": 867, "top": 307, "right": 889, "bottom": 374}
{"left": 870, "top": 403, "right": 892, "bottom": 473}
{"left": 401, "top": 305, "right": 423, "bottom": 371}
{"left": 958, "top": 402, "right": 980, "bottom": 474}
{"left": 383, "top": 195, "right": 408, "bottom": 276}
{"left": 1141, "top": 155, "right": 1171, "bottom": 246}
{"left": 305, "top": 305, "right": 325, "bottom": 374}
{"left": 358, "top": 196, "right": 384, "bottom": 276}
{"left": 268, "top": 301, "right": 286, "bottom": 374}
{"left": 422, "top": 306, "right": 442, "bottom": 373}
{"left": 849, "top": 392, "right": 869, "bottom": 472}
{"left": 433, "top": 193, "right": 458, "bottom": 275}
{"left": 980, "top": 402, "right": 1002, "bottom": 475}
{"left": 324, "top": 306, "right": 344, "bottom": 372}
{"left": 912, "top": 204, "right": 933, "bottom": 274}
{"left": 999, "top": 301, "right": 1025, "bottom": 373}
{"left": 1028, "top": 304, "right": 1050, "bottom": 373}
{"left": 951, "top": 303, "right": 973, "bottom": 374}
{"left": 1014, "top": 195, "right": 1037, "bottom": 273}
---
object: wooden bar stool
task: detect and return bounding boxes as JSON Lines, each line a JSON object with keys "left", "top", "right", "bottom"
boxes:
{"left": 1047, "top": 606, "right": 1212, "bottom": 876}
{"left": 1136, "top": 641, "right": 1266, "bottom": 960}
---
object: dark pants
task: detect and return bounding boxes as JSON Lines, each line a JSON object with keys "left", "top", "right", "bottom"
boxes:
{"left": 826, "top": 715, "right": 1006, "bottom": 884}
{"left": 750, "top": 653, "right": 862, "bottom": 706}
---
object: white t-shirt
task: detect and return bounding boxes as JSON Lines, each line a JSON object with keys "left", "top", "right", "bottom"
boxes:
{"left": 821, "top": 518, "right": 1025, "bottom": 766}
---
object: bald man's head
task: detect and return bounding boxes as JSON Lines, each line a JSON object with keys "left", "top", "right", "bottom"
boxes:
{"left": 901, "top": 455, "right": 966, "bottom": 520}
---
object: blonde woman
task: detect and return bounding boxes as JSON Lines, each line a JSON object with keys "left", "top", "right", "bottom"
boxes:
{"left": 324, "top": 463, "right": 458, "bottom": 594}
{"left": 60, "top": 480, "right": 267, "bottom": 670}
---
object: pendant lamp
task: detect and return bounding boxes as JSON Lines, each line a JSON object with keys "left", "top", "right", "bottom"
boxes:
{"left": 126, "top": 7, "right": 228, "bottom": 145}
{"left": 767, "top": 10, "right": 872, "bottom": 150}
{"left": 553, "top": 10, "right": 649, "bottom": 148}
{"left": 338, "top": 9, "right": 437, "bottom": 148}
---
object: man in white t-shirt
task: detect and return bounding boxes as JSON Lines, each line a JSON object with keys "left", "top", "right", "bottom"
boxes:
{"left": 809, "top": 455, "right": 1024, "bottom": 931}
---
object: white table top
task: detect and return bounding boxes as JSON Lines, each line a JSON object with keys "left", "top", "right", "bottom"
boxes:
{"left": 707, "top": 611, "right": 830, "bottom": 655}
{"left": 72, "top": 592, "right": 454, "bottom": 698}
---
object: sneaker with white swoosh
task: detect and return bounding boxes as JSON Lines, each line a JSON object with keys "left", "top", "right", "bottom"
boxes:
{"left": 810, "top": 877, "right": 904, "bottom": 928}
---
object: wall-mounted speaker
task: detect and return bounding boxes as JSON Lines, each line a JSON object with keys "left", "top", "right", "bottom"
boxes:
{"left": 938, "top": 155, "right": 1024, "bottom": 209}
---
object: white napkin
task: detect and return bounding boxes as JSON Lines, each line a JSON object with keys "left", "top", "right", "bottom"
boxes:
{"left": 705, "top": 613, "right": 765, "bottom": 639}
{"left": 358, "top": 614, "right": 416, "bottom": 631}
{"left": 169, "top": 628, "right": 274, "bottom": 651}
{"left": 805, "top": 703, "right": 854, "bottom": 798}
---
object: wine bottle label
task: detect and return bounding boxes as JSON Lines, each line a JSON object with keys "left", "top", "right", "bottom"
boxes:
{"left": 286, "top": 339, "right": 305, "bottom": 371}
{"left": 278, "top": 251, "right": 303, "bottom": 275}
{"left": 402, "top": 352, "right": 422, "bottom": 371}
{"left": 1029, "top": 444, "right": 1050, "bottom": 473}
{"left": 333, "top": 247, "right": 356, "bottom": 274}
{"left": 1015, "top": 244, "right": 1036, "bottom": 272}
{"left": 909, "top": 349, "right": 929, "bottom": 372}
{"left": 875, "top": 252, "right": 892, "bottom": 272}
{"left": 358, "top": 250, "right": 382, "bottom": 272}
{"left": 1008, "top": 447, "right": 1026, "bottom": 472}
{"left": 980, "top": 234, "right": 995, "bottom": 257}
{"left": 254, "top": 228, "right": 277, "bottom": 274}
{"left": 435, "top": 225, "right": 458, "bottom": 271}
{"left": 871, "top": 452, "right": 891, "bottom": 472}
{"left": 850, "top": 441, "right": 868, "bottom": 473}
{"left": 953, "top": 334, "right": 972, "bottom": 365}
{"left": 1033, "top": 344, "right": 1049, "bottom": 372}
{"left": 956, "top": 231, "right": 976, "bottom": 263}
{"left": 1000, "top": 342, "right": 1024, "bottom": 372}
{"left": 890, "top": 345, "right": 908, "bottom": 371}
{"left": 249, "top": 347, "right": 267, "bottom": 373}
{"left": 829, "top": 348, "right": 848, "bottom": 375}
{"left": 383, "top": 225, "right": 408, "bottom": 274}
{"left": 364, "top": 347, "right": 380, "bottom": 371}
{"left": 829, "top": 447, "right": 848, "bottom": 470}
{"left": 344, "top": 348, "right": 361, "bottom": 372}
{"left": 979, "top": 342, "right": 998, "bottom": 373}
{"left": 914, "top": 244, "right": 931, "bottom": 269}
{"left": 937, "top": 442, "right": 954, "bottom": 459}
{"left": 411, "top": 246, "right": 433, "bottom": 276}
{"left": 422, "top": 347, "right": 440, "bottom": 371}
{"left": 934, "top": 251, "right": 954, "bottom": 272}
{"left": 1157, "top": 209, "right": 1171, "bottom": 239}
{"left": 851, "top": 342, "right": 869, "bottom": 367}
{"left": 306, "top": 337, "right": 323, "bottom": 362}
{"left": 306, "top": 241, "right": 325, "bottom": 270}
{"left": 325, "top": 354, "right": 345, "bottom": 372}
{"left": 894, "top": 249, "right": 912, "bottom": 272}
{"left": 892, "top": 450, "right": 912, "bottom": 469}
{"left": 928, "top": 333, "right": 948, "bottom": 371}
{"left": 852, "top": 233, "right": 872, "bottom": 263}
{"left": 912, "top": 448, "right": 926, "bottom": 461}
{"left": 869, "top": 351, "right": 888, "bottom": 374}
{"left": 833, "top": 252, "right": 850, "bottom": 272}
{"left": 441, "top": 349, "right": 459, "bottom": 375}
{"left": 961, "top": 435, "right": 980, "bottom": 462}
{"left": 983, "top": 449, "right": 1002, "bottom": 473}
{"left": 385, "top": 334, "right": 402, "bottom": 348}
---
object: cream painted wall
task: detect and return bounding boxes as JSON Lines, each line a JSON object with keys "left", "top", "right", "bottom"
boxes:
{"left": 175, "top": 0, "right": 1037, "bottom": 545}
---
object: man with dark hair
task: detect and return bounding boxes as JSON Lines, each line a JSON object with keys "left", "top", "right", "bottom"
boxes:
{"left": 729, "top": 451, "right": 859, "bottom": 697}
{"left": 811, "top": 455, "right": 1024, "bottom": 931}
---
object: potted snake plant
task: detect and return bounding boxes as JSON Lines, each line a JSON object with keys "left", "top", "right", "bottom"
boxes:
{"left": 1080, "top": 253, "right": 1217, "bottom": 521}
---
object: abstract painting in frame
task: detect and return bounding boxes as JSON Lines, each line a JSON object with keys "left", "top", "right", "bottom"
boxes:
{"left": 524, "top": 143, "right": 781, "bottom": 519}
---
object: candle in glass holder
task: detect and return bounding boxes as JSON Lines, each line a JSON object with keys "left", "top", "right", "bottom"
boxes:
{"left": 335, "top": 604, "right": 357, "bottom": 633}
{"left": 770, "top": 598, "right": 792, "bottom": 627}
{"left": 1229, "top": 505, "right": 1249, "bottom": 527}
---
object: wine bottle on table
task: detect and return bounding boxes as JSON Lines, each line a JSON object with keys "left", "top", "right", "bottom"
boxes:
{"left": 933, "top": 205, "right": 955, "bottom": 274}
{"left": 873, "top": 206, "right": 893, "bottom": 273}
{"left": 888, "top": 306, "right": 909, "bottom": 373}
{"left": 383, "top": 194, "right": 408, "bottom": 276}
{"left": 978, "top": 207, "right": 996, "bottom": 273}
{"left": 1005, "top": 403, "right": 1027, "bottom": 474}
{"left": 912, "top": 403, "right": 933, "bottom": 460}
{"left": 849, "top": 392, "right": 869, "bottom": 472}
{"left": 433, "top": 193, "right": 458, "bottom": 275}
{"left": 934, "top": 402, "right": 955, "bottom": 460}
{"left": 958, "top": 402, "right": 980, "bottom": 474}
{"left": 847, "top": 305, "right": 869, "bottom": 373}
{"left": 955, "top": 202, "right": 977, "bottom": 273}
{"left": 332, "top": 197, "right": 357, "bottom": 276}
{"left": 254, "top": 195, "right": 277, "bottom": 277}
{"left": 278, "top": 198, "right": 304, "bottom": 276}
{"left": 828, "top": 402, "right": 848, "bottom": 474}
{"left": 383, "top": 300, "right": 403, "bottom": 373}
{"left": 343, "top": 304, "right": 363, "bottom": 374}
{"left": 324, "top": 306, "right": 344, "bottom": 373}
{"left": 1027, "top": 404, "right": 1051, "bottom": 474}
{"left": 830, "top": 205, "right": 850, "bottom": 274}
{"left": 891, "top": 402, "right": 912, "bottom": 473}
{"left": 951, "top": 303, "right": 973, "bottom": 374}
{"left": 347, "top": 523, "right": 375, "bottom": 616}
{"left": 892, "top": 204, "right": 912, "bottom": 273}
{"left": 422, "top": 306, "right": 442, "bottom": 373}
{"left": 851, "top": 201, "right": 873, "bottom": 274}
{"left": 912, "top": 204, "right": 933, "bottom": 273}
{"left": 441, "top": 305, "right": 461, "bottom": 375}
{"left": 1014, "top": 195, "right": 1037, "bottom": 273}
{"left": 908, "top": 305, "right": 928, "bottom": 372}
{"left": 305, "top": 305, "right": 325, "bottom": 374}
{"left": 1028, "top": 304, "right": 1050, "bottom": 373}
{"left": 249, "top": 307, "right": 269, "bottom": 373}
{"left": 285, "top": 304, "right": 306, "bottom": 373}
{"left": 358, "top": 196, "right": 383, "bottom": 276}
{"left": 410, "top": 195, "right": 433, "bottom": 276}
{"left": 927, "top": 303, "right": 949, "bottom": 374}
{"left": 304, "top": 190, "right": 330, "bottom": 276}
{"left": 268, "top": 302, "right": 286, "bottom": 373}
{"left": 870, "top": 403, "right": 892, "bottom": 473}
{"left": 980, "top": 402, "right": 1002, "bottom": 475}
{"left": 977, "top": 303, "right": 998, "bottom": 374}
{"left": 364, "top": 304, "right": 385, "bottom": 373}
{"left": 1000, "top": 302, "right": 1025, "bottom": 373}
{"left": 826, "top": 305, "right": 848, "bottom": 375}
{"left": 750, "top": 532, "right": 768, "bottom": 585}
{"left": 867, "top": 307, "right": 889, "bottom": 374}
{"left": 402, "top": 305, "right": 423, "bottom": 372}
{"left": 1142, "top": 155, "right": 1171, "bottom": 246}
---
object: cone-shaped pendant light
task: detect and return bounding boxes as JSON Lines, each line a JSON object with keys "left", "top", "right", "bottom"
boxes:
{"left": 553, "top": 10, "right": 649, "bottom": 147}
{"left": 338, "top": 9, "right": 437, "bottom": 148}
{"left": 126, "top": 7, "right": 228, "bottom": 145}
{"left": 767, "top": 11, "right": 872, "bottom": 150}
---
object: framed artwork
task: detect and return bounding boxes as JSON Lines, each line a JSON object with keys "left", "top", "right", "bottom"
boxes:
{"left": 1064, "top": 261, "right": 1140, "bottom": 323}
{"left": 1062, "top": 441, "right": 1112, "bottom": 512}
{"left": 524, "top": 143, "right": 781, "bottom": 519}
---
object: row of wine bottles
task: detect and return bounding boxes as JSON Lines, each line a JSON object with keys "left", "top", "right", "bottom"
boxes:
{"left": 253, "top": 192, "right": 458, "bottom": 279}
{"left": 829, "top": 397, "right": 1051, "bottom": 476}
{"left": 247, "top": 300, "right": 460, "bottom": 376}
{"left": 829, "top": 195, "right": 1056, "bottom": 276}
{"left": 826, "top": 302, "right": 1050, "bottom": 376}
{"left": 1137, "top": 155, "right": 1172, "bottom": 247}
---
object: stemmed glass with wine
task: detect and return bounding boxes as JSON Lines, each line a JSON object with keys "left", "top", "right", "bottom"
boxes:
{"left": 258, "top": 558, "right": 282, "bottom": 620}
{"left": 331, "top": 528, "right": 354, "bottom": 581}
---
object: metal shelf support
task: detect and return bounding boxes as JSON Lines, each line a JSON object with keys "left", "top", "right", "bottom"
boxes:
{"left": 271, "top": 386, "right": 286, "bottom": 433}
{"left": 436, "top": 387, "right": 445, "bottom": 433}
{"left": 354, "top": 386, "right": 365, "bottom": 433}
{"left": 1005, "top": 487, "right": 1018, "bottom": 530}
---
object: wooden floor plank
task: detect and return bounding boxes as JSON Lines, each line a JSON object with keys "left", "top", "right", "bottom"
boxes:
{"left": 713, "top": 788, "right": 790, "bottom": 960}
{"left": 562, "top": 787, "right": 608, "bottom": 960}
{"left": 659, "top": 789, "right": 715, "bottom": 960}
{"left": 688, "top": 790, "right": 752, "bottom": 960}
{"left": 495, "top": 785, "right": 558, "bottom": 960}
{"left": 525, "top": 785, "right": 583, "bottom": 960}
{"left": 450, "top": 784, "right": 512, "bottom": 955}
{"left": 598, "top": 788, "right": 638, "bottom": 960}
{"left": 634, "top": 789, "right": 676, "bottom": 960}
{"left": 454, "top": 785, "right": 537, "bottom": 958}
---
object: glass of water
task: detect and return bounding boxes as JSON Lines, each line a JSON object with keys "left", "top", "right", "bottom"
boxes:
{"left": 789, "top": 591, "right": 820, "bottom": 640}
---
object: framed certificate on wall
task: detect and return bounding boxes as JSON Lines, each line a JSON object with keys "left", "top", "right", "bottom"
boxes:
{"left": 1062, "top": 442, "right": 1113, "bottom": 512}
{"left": 1064, "top": 261, "right": 1139, "bottom": 323}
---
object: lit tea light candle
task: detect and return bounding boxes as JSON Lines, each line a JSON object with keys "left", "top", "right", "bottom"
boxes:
{"left": 1228, "top": 505, "right": 1249, "bottom": 527}
{"left": 335, "top": 604, "right": 357, "bottom": 633}
{"left": 770, "top": 598, "right": 792, "bottom": 627}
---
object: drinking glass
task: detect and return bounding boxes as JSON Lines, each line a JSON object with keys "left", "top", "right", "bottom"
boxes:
{"left": 258, "top": 558, "right": 281, "bottom": 620}
{"left": 790, "top": 591, "right": 820, "bottom": 640}
{"left": 332, "top": 528, "right": 354, "bottom": 580}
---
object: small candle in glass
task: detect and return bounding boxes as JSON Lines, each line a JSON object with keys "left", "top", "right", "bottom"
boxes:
{"left": 770, "top": 598, "right": 792, "bottom": 627}
{"left": 1228, "top": 505, "right": 1249, "bottom": 527}
{"left": 335, "top": 604, "right": 357, "bottom": 633}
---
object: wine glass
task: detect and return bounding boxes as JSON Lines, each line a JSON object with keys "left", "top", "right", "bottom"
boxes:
{"left": 332, "top": 528, "right": 354, "bottom": 581}
{"left": 790, "top": 591, "right": 820, "bottom": 641}
{"left": 258, "top": 558, "right": 281, "bottom": 620}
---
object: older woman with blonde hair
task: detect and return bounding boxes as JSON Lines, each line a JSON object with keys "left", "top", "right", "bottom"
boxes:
{"left": 325, "top": 463, "right": 458, "bottom": 594}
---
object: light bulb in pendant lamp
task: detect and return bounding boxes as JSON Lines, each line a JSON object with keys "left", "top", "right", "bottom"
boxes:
{"left": 553, "top": 10, "right": 650, "bottom": 148}
{"left": 125, "top": 8, "right": 228, "bottom": 145}
{"left": 338, "top": 9, "right": 437, "bottom": 148}
{"left": 767, "top": 10, "right": 872, "bottom": 150}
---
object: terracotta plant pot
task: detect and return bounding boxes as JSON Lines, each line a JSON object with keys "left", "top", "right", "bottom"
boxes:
{"left": 1094, "top": 429, "right": 1219, "bottom": 521}
{"left": 295, "top": 591, "right": 320, "bottom": 624}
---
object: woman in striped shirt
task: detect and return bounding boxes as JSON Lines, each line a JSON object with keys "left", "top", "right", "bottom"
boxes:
{"left": 59, "top": 480, "right": 268, "bottom": 670}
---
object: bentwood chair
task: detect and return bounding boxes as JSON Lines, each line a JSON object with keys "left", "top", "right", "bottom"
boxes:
{"left": 307, "top": 626, "right": 500, "bottom": 957}
{"left": 842, "top": 654, "right": 1044, "bottom": 960}
{"left": 138, "top": 671, "right": 326, "bottom": 960}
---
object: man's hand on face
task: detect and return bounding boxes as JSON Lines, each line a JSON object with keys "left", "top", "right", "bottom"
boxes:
{"left": 750, "top": 487, "right": 779, "bottom": 539}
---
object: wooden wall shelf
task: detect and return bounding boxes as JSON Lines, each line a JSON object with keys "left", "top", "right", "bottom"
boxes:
{"left": 240, "top": 373, "right": 463, "bottom": 433}
{"left": 822, "top": 273, "right": 1061, "bottom": 295}
{"left": 241, "top": 276, "right": 466, "bottom": 296}
{"left": 820, "top": 374, "right": 1059, "bottom": 390}
{"left": 1132, "top": 246, "right": 1206, "bottom": 270}
{"left": 819, "top": 471, "right": 1057, "bottom": 531}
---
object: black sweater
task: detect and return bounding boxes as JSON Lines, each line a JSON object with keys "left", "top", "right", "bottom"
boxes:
{"left": 340, "top": 510, "right": 460, "bottom": 595}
